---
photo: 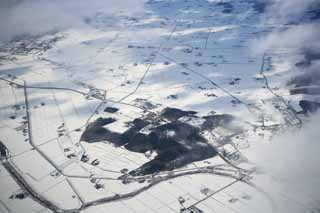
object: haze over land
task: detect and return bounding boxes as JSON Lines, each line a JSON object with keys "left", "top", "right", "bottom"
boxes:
{"left": 0, "top": 0, "right": 319, "bottom": 213}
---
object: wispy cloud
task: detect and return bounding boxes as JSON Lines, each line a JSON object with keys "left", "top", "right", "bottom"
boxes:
{"left": 252, "top": 23, "right": 320, "bottom": 53}
{"left": 251, "top": 112, "right": 320, "bottom": 208}
{"left": 251, "top": 0, "right": 320, "bottom": 86}
{"left": 0, "top": 0, "right": 145, "bottom": 41}
{"left": 249, "top": 1, "right": 320, "bottom": 211}
{"left": 251, "top": 0, "right": 320, "bottom": 53}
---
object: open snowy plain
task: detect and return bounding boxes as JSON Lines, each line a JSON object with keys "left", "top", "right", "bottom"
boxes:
{"left": 0, "top": 0, "right": 320, "bottom": 212}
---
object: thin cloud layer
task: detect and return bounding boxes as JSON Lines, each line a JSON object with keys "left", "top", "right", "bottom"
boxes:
{"left": 250, "top": 1, "right": 320, "bottom": 211}
{"left": 252, "top": 0, "right": 320, "bottom": 53}
{"left": 0, "top": 0, "right": 145, "bottom": 41}
{"left": 251, "top": 113, "right": 320, "bottom": 209}
{"left": 252, "top": 23, "right": 320, "bottom": 53}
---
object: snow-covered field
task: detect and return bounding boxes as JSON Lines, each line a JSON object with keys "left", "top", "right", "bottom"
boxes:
{"left": 0, "top": 0, "right": 319, "bottom": 213}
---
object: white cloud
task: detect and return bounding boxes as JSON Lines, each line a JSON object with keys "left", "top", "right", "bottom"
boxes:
{"left": 251, "top": 0, "right": 320, "bottom": 53}
{"left": 248, "top": 1, "right": 320, "bottom": 211}
{"left": 251, "top": 23, "right": 320, "bottom": 53}
{"left": 0, "top": 0, "right": 145, "bottom": 41}
{"left": 255, "top": 113, "right": 320, "bottom": 178}
{"left": 250, "top": 113, "right": 320, "bottom": 210}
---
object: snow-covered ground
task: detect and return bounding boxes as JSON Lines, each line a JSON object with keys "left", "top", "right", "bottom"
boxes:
{"left": 0, "top": 0, "right": 319, "bottom": 213}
